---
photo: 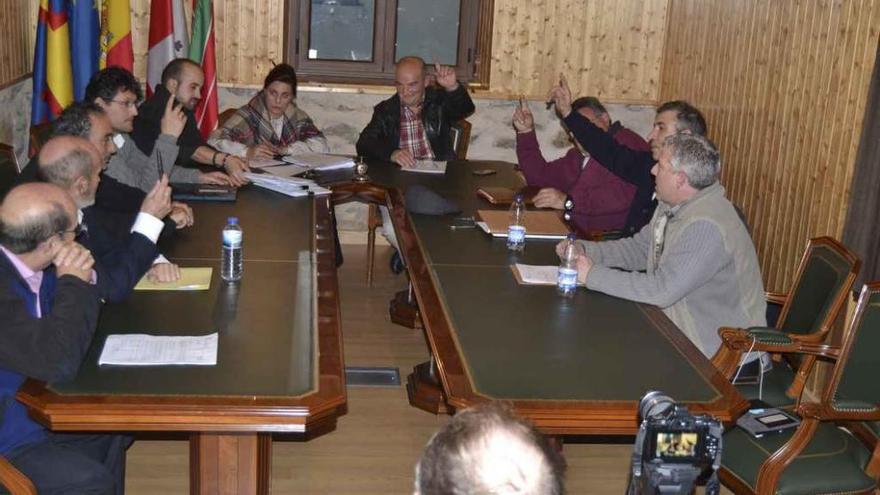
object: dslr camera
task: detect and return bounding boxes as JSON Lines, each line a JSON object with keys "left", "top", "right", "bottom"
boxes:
{"left": 626, "top": 391, "right": 723, "bottom": 495}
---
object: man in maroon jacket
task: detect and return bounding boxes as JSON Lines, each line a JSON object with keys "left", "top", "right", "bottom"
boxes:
{"left": 513, "top": 96, "right": 650, "bottom": 235}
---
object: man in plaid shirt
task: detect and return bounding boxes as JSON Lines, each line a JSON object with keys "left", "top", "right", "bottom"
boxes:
{"left": 357, "top": 56, "right": 475, "bottom": 272}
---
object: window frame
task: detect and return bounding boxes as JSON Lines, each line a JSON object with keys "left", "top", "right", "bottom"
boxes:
{"left": 285, "top": 0, "right": 492, "bottom": 87}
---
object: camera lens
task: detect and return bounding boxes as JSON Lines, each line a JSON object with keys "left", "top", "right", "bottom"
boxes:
{"left": 638, "top": 390, "right": 675, "bottom": 421}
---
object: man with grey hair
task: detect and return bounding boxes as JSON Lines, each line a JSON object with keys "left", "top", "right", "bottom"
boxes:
{"left": 38, "top": 136, "right": 177, "bottom": 302}
{"left": 564, "top": 133, "right": 766, "bottom": 361}
{"left": 414, "top": 401, "right": 565, "bottom": 495}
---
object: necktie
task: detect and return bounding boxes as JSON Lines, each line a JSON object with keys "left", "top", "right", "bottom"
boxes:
{"left": 652, "top": 211, "right": 673, "bottom": 266}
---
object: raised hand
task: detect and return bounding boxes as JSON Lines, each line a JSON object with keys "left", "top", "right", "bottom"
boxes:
{"left": 434, "top": 62, "right": 459, "bottom": 91}
{"left": 545, "top": 73, "right": 573, "bottom": 118}
{"left": 160, "top": 96, "right": 187, "bottom": 138}
{"left": 141, "top": 174, "right": 173, "bottom": 219}
{"left": 512, "top": 96, "right": 535, "bottom": 133}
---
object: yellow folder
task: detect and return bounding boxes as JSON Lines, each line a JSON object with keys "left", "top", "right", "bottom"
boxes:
{"left": 134, "top": 267, "right": 213, "bottom": 291}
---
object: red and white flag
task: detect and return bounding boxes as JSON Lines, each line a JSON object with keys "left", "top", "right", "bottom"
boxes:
{"left": 146, "top": 0, "right": 188, "bottom": 96}
{"left": 189, "top": 0, "right": 218, "bottom": 138}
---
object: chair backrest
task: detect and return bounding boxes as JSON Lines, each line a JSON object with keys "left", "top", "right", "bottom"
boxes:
{"left": 0, "top": 143, "right": 20, "bottom": 199}
{"left": 777, "top": 237, "right": 860, "bottom": 339}
{"left": 217, "top": 108, "right": 237, "bottom": 129}
{"left": 28, "top": 122, "right": 53, "bottom": 159}
{"left": 824, "top": 282, "right": 880, "bottom": 410}
{"left": 450, "top": 119, "right": 471, "bottom": 160}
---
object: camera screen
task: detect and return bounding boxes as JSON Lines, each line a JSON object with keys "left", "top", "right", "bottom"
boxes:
{"left": 655, "top": 432, "right": 698, "bottom": 458}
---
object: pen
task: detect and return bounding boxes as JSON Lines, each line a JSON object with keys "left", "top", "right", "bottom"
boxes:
{"left": 157, "top": 149, "right": 164, "bottom": 178}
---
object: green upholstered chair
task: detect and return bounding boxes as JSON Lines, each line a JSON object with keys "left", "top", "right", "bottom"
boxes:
{"left": 712, "top": 237, "right": 860, "bottom": 407}
{"left": 719, "top": 282, "right": 880, "bottom": 495}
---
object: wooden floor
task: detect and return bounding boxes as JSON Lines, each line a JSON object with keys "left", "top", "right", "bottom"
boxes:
{"left": 123, "top": 244, "right": 665, "bottom": 494}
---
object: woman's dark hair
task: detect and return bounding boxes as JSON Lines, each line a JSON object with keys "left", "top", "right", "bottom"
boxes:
{"left": 263, "top": 63, "right": 298, "bottom": 97}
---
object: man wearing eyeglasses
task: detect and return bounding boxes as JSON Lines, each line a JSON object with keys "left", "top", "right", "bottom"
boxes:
{"left": 37, "top": 136, "right": 174, "bottom": 302}
{"left": 0, "top": 182, "right": 129, "bottom": 494}
{"left": 85, "top": 66, "right": 231, "bottom": 192}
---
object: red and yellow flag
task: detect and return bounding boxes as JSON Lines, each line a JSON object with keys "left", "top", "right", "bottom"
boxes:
{"left": 100, "top": 0, "right": 134, "bottom": 70}
{"left": 31, "top": 0, "right": 74, "bottom": 124}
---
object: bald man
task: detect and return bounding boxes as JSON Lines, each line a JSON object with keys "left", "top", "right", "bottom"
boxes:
{"left": 356, "top": 56, "right": 475, "bottom": 270}
{"left": 357, "top": 56, "right": 475, "bottom": 166}
{"left": 37, "top": 136, "right": 181, "bottom": 302}
{"left": 0, "top": 182, "right": 129, "bottom": 494}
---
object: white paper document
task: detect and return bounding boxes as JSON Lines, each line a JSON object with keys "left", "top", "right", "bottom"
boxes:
{"left": 247, "top": 157, "right": 286, "bottom": 169}
{"left": 98, "top": 333, "right": 218, "bottom": 366}
{"left": 245, "top": 172, "right": 329, "bottom": 197}
{"left": 402, "top": 160, "right": 447, "bottom": 174}
{"left": 282, "top": 152, "right": 355, "bottom": 171}
{"left": 513, "top": 264, "right": 584, "bottom": 286}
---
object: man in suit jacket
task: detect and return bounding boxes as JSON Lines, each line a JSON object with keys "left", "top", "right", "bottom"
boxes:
{"left": 0, "top": 182, "right": 128, "bottom": 494}
{"left": 37, "top": 136, "right": 172, "bottom": 303}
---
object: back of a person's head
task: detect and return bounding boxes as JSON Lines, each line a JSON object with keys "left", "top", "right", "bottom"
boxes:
{"left": 571, "top": 96, "right": 607, "bottom": 117}
{"left": 85, "top": 66, "right": 143, "bottom": 103}
{"left": 665, "top": 133, "right": 721, "bottom": 189}
{"left": 414, "top": 402, "right": 565, "bottom": 495}
{"left": 52, "top": 101, "right": 104, "bottom": 139}
{"left": 656, "top": 100, "right": 707, "bottom": 136}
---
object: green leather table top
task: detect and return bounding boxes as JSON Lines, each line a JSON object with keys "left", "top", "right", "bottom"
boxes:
{"left": 432, "top": 265, "right": 718, "bottom": 402}
{"left": 49, "top": 189, "right": 317, "bottom": 398}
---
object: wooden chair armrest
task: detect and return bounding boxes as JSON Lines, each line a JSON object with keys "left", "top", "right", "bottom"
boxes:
{"left": 798, "top": 402, "right": 880, "bottom": 422}
{"left": 0, "top": 456, "right": 37, "bottom": 495}
{"left": 766, "top": 291, "right": 788, "bottom": 306}
{"left": 712, "top": 328, "right": 839, "bottom": 379}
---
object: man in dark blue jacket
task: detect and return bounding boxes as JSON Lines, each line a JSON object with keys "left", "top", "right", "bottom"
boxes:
{"left": 37, "top": 136, "right": 172, "bottom": 303}
{"left": 0, "top": 182, "right": 127, "bottom": 494}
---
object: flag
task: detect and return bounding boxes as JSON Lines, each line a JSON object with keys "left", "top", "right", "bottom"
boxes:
{"left": 146, "top": 0, "right": 189, "bottom": 96}
{"left": 189, "top": 0, "right": 219, "bottom": 139}
{"left": 32, "top": 0, "right": 74, "bottom": 125}
{"left": 68, "top": 0, "right": 100, "bottom": 100}
{"left": 100, "top": 0, "right": 134, "bottom": 71}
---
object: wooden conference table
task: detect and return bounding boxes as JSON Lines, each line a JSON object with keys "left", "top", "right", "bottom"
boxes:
{"left": 17, "top": 159, "right": 747, "bottom": 493}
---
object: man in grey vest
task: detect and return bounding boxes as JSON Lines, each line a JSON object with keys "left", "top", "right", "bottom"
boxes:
{"left": 567, "top": 133, "right": 766, "bottom": 362}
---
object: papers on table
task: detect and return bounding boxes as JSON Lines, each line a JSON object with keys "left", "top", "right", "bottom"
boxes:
{"left": 402, "top": 160, "right": 447, "bottom": 174}
{"left": 261, "top": 163, "right": 310, "bottom": 178}
{"left": 245, "top": 172, "right": 331, "bottom": 198}
{"left": 511, "top": 264, "right": 584, "bottom": 286}
{"left": 281, "top": 152, "right": 355, "bottom": 171}
{"left": 98, "top": 333, "right": 218, "bottom": 366}
{"left": 247, "top": 157, "right": 286, "bottom": 169}
{"left": 134, "top": 267, "right": 213, "bottom": 291}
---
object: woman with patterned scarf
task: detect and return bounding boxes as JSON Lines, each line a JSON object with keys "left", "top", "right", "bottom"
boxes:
{"left": 208, "top": 63, "right": 329, "bottom": 161}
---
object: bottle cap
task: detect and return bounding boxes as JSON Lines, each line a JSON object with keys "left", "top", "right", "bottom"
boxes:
{"left": 227, "top": 217, "right": 239, "bottom": 225}
{"left": 513, "top": 193, "right": 523, "bottom": 201}
{"left": 567, "top": 232, "right": 577, "bottom": 240}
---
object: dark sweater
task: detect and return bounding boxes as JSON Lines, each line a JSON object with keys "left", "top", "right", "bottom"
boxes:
{"left": 563, "top": 112, "right": 658, "bottom": 234}
{"left": 0, "top": 252, "right": 101, "bottom": 454}
{"left": 132, "top": 84, "right": 206, "bottom": 165}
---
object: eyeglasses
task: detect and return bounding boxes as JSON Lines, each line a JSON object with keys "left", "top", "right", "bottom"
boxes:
{"left": 107, "top": 99, "right": 138, "bottom": 109}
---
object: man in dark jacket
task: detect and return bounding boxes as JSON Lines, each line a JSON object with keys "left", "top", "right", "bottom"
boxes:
{"left": 356, "top": 56, "right": 475, "bottom": 165}
{"left": 547, "top": 76, "right": 707, "bottom": 234}
{"left": 356, "top": 56, "right": 475, "bottom": 271}
{"left": 37, "top": 136, "right": 173, "bottom": 303}
{"left": 0, "top": 182, "right": 128, "bottom": 494}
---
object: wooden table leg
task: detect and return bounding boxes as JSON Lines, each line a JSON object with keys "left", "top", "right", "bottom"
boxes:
{"left": 190, "top": 432, "right": 271, "bottom": 495}
{"left": 407, "top": 356, "right": 453, "bottom": 415}
{"left": 389, "top": 284, "right": 423, "bottom": 329}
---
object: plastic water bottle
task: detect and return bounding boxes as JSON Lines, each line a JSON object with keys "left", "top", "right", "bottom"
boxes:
{"left": 221, "top": 217, "right": 243, "bottom": 282}
{"left": 507, "top": 194, "right": 526, "bottom": 252}
{"left": 557, "top": 233, "right": 579, "bottom": 298}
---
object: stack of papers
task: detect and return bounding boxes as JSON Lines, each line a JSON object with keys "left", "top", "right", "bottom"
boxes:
{"left": 245, "top": 173, "right": 331, "bottom": 198}
{"left": 402, "top": 160, "right": 447, "bottom": 174}
{"left": 99, "top": 333, "right": 218, "bottom": 366}
{"left": 282, "top": 153, "right": 355, "bottom": 171}
{"left": 475, "top": 210, "right": 570, "bottom": 240}
{"left": 134, "top": 267, "right": 213, "bottom": 291}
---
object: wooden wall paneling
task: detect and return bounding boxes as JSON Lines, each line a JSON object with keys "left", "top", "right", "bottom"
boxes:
{"left": 0, "top": 0, "right": 33, "bottom": 88}
{"left": 661, "top": 0, "right": 880, "bottom": 291}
